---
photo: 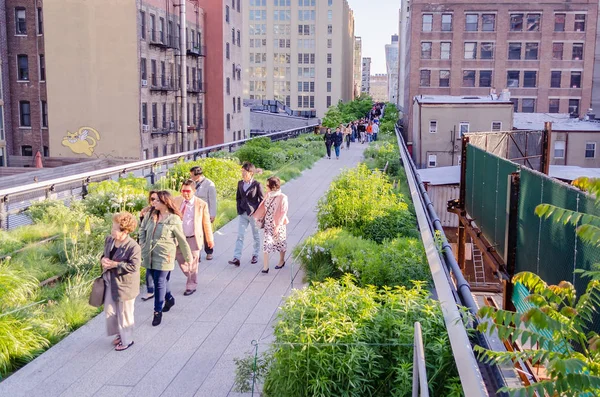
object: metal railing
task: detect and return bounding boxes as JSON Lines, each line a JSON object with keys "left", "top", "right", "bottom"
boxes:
{"left": 0, "top": 124, "right": 318, "bottom": 230}
{"left": 412, "top": 322, "right": 429, "bottom": 397}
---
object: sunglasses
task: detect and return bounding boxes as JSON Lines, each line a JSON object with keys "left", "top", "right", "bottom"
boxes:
{"left": 181, "top": 189, "right": 194, "bottom": 193}
{"left": 150, "top": 197, "right": 161, "bottom": 202}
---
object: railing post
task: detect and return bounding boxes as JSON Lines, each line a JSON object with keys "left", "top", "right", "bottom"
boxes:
{"left": 0, "top": 195, "right": 8, "bottom": 230}
{"left": 541, "top": 122, "right": 552, "bottom": 175}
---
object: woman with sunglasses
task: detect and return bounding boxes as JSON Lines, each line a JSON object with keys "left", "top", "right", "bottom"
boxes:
{"left": 139, "top": 190, "right": 193, "bottom": 326}
{"left": 138, "top": 190, "right": 157, "bottom": 302}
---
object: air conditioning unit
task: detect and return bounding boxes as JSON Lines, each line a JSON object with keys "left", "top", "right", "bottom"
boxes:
{"left": 141, "top": 79, "right": 148, "bottom": 87}
{"left": 142, "top": 125, "right": 149, "bottom": 132}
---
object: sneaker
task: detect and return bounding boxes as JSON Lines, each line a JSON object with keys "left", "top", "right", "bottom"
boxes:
{"left": 251, "top": 255, "right": 258, "bottom": 264}
{"left": 206, "top": 254, "right": 213, "bottom": 260}
{"left": 162, "top": 296, "right": 175, "bottom": 312}
{"left": 152, "top": 311, "right": 162, "bottom": 326}
{"left": 228, "top": 258, "right": 241, "bottom": 267}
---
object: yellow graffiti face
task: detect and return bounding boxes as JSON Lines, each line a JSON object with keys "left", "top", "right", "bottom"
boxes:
{"left": 61, "top": 127, "right": 100, "bottom": 156}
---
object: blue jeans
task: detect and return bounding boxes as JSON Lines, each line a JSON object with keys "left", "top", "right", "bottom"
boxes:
{"left": 373, "top": 133, "right": 378, "bottom": 141}
{"left": 148, "top": 269, "right": 172, "bottom": 313}
{"left": 146, "top": 269, "right": 154, "bottom": 294}
{"left": 334, "top": 145, "right": 340, "bottom": 157}
{"left": 233, "top": 213, "right": 261, "bottom": 260}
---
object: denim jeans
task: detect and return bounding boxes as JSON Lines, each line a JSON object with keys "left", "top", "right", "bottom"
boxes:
{"left": 145, "top": 270, "right": 154, "bottom": 294}
{"left": 334, "top": 145, "right": 341, "bottom": 157}
{"left": 373, "top": 133, "right": 378, "bottom": 141}
{"left": 149, "top": 269, "right": 172, "bottom": 313}
{"left": 233, "top": 213, "right": 261, "bottom": 260}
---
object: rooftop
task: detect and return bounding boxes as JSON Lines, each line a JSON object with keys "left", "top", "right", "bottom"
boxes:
{"left": 414, "top": 95, "right": 513, "bottom": 105}
{"left": 513, "top": 113, "right": 600, "bottom": 132}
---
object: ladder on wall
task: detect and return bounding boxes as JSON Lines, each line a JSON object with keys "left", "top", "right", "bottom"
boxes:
{"left": 472, "top": 245, "right": 486, "bottom": 285}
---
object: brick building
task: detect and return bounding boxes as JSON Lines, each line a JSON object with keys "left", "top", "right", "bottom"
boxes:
{"left": 401, "top": 0, "right": 599, "bottom": 145}
{"left": 0, "top": 0, "right": 11, "bottom": 166}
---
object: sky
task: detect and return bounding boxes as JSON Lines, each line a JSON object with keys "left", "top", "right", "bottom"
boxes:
{"left": 347, "top": 0, "right": 401, "bottom": 75}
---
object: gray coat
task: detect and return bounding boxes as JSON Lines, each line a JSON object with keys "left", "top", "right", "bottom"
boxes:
{"left": 102, "top": 236, "right": 141, "bottom": 302}
{"left": 195, "top": 177, "right": 217, "bottom": 219}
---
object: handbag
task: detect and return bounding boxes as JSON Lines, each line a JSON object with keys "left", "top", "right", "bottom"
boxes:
{"left": 255, "top": 196, "right": 277, "bottom": 229}
{"left": 89, "top": 276, "right": 105, "bottom": 307}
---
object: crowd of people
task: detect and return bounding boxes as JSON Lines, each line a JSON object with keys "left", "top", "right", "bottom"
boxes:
{"left": 99, "top": 162, "right": 289, "bottom": 351}
{"left": 322, "top": 114, "right": 382, "bottom": 159}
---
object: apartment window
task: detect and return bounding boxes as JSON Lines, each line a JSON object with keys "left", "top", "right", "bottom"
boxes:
{"left": 465, "top": 14, "right": 478, "bottom": 31}
{"left": 510, "top": 14, "right": 523, "bottom": 31}
{"left": 421, "top": 42, "right": 432, "bottom": 59}
{"left": 508, "top": 43, "right": 521, "bottom": 60}
{"left": 39, "top": 55, "right": 45, "bottom": 81}
{"left": 327, "top": 53, "right": 332, "bottom": 64}
{"left": 327, "top": 10, "right": 332, "bottom": 21}
{"left": 327, "top": 96, "right": 331, "bottom": 108}
{"left": 151, "top": 60, "right": 157, "bottom": 86}
{"left": 226, "top": 77, "right": 230, "bottom": 94}
{"left": 152, "top": 103, "right": 157, "bottom": 128}
{"left": 480, "top": 43, "right": 493, "bottom": 59}
{"left": 327, "top": 82, "right": 331, "bottom": 92}
{"left": 428, "top": 154, "right": 437, "bottom": 168}
{"left": 226, "top": 6, "right": 230, "bottom": 23}
{"left": 327, "top": 39, "right": 332, "bottom": 48}
{"left": 226, "top": 113, "right": 231, "bottom": 129}
{"left": 441, "top": 14, "right": 452, "bottom": 31}
{"left": 140, "top": 11, "right": 146, "bottom": 39}
{"left": 17, "top": 55, "right": 28, "bottom": 81}
{"left": 553, "top": 43, "right": 564, "bottom": 60}
{"left": 569, "top": 99, "right": 580, "bottom": 116}
{"left": 15, "top": 8, "right": 26, "bottom": 35}
{"left": 327, "top": 67, "right": 332, "bottom": 78}
{"left": 441, "top": 42, "right": 451, "bottom": 59}
{"left": 464, "top": 42, "right": 476, "bottom": 59}
{"left": 422, "top": 14, "right": 433, "bottom": 32}
{"left": 554, "top": 14, "right": 565, "bottom": 32}
{"left": 429, "top": 120, "right": 437, "bottom": 133}
{"left": 328, "top": 25, "right": 332, "bottom": 34}
{"left": 237, "top": 97, "right": 241, "bottom": 113}
{"left": 237, "top": 30, "right": 241, "bottom": 47}
{"left": 571, "top": 71, "right": 582, "bottom": 88}
{"left": 550, "top": 71, "right": 561, "bottom": 88}
{"left": 41, "top": 100, "right": 48, "bottom": 128}
{"left": 462, "top": 70, "right": 475, "bottom": 87}
{"left": 19, "top": 101, "right": 31, "bottom": 126}
{"left": 161, "top": 61, "right": 166, "bottom": 86}
{"left": 482, "top": 14, "right": 495, "bottom": 31}
{"left": 525, "top": 43, "right": 538, "bottom": 60}
{"left": 575, "top": 14, "right": 586, "bottom": 31}
{"left": 226, "top": 43, "right": 230, "bottom": 59}
{"left": 527, "top": 14, "right": 540, "bottom": 31}
{"left": 150, "top": 15, "right": 155, "bottom": 41}
{"left": 554, "top": 141, "right": 565, "bottom": 158}
{"left": 459, "top": 122, "right": 469, "bottom": 136}
{"left": 507, "top": 71, "right": 520, "bottom": 87}
{"left": 37, "top": 8, "right": 43, "bottom": 34}
{"left": 549, "top": 99, "right": 560, "bottom": 113}
{"left": 159, "top": 17, "right": 165, "bottom": 43}
{"left": 21, "top": 145, "right": 32, "bottom": 156}
{"left": 479, "top": 70, "right": 492, "bottom": 87}
{"left": 491, "top": 122, "right": 502, "bottom": 132}
{"left": 420, "top": 70, "right": 431, "bottom": 87}
{"left": 572, "top": 43, "right": 583, "bottom": 60}
{"left": 522, "top": 98, "right": 535, "bottom": 113}
{"left": 140, "top": 58, "right": 147, "bottom": 81}
{"left": 142, "top": 103, "right": 148, "bottom": 125}
{"left": 523, "top": 71, "right": 537, "bottom": 88}
{"left": 585, "top": 142, "right": 596, "bottom": 158}
{"left": 439, "top": 70, "right": 450, "bottom": 87}
{"left": 511, "top": 98, "right": 519, "bottom": 112}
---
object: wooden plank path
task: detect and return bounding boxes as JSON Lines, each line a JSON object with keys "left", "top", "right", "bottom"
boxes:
{"left": 0, "top": 142, "right": 366, "bottom": 397}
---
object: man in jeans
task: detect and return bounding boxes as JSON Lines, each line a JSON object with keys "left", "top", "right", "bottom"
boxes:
{"left": 228, "top": 162, "right": 264, "bottom": 267}
{"left": 190, "top": 166, "right": 217, "bottom": 260}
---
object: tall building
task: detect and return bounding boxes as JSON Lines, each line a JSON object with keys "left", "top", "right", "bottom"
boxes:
{"left": 361, "top": 57, "right": 371, "bottom": 93}
{"left": 398, "top": 1, "right": 410, "bottom": 112}
{"left": 243, "top": 0, "right": 355, "bottom": 117}
{"left": 385, "top": 34, "right": 399, "bottom": 105}
{"left": 198, "top": 0, "right": 244, "bottom": 144}
{"left": 0, "top": 0, "right": 10, "bottom": 167}
{"left": 402, "top": 0, "right": 599, "bottom": 141}
{"left": 370, "top": 74, "right": 388, "bottom": 103}
{"left": 353, "top": 36, "right": 362, "bottom": 97}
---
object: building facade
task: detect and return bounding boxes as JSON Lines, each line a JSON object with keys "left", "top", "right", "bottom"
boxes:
{"left": 0, "top": 0, "right": 10, "bottom": 166}
{"left": 353, "top": 36, "right": 362, "bottom": 98}
{"left": 244, "top": 0, "right": 355, "bottom": 118}
{"left": 370, "top": 73, "right": 388, "bottom": 103}
{"left": 403, "top": 0, "right": 599, "bottom": 139}
{"left": 385, "top": 34, "right": 399, "bottom": 106}
{"left": 361, "top": 56, "right": 371, "bottom": 93}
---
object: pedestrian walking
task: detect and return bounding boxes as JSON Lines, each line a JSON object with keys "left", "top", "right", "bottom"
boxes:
{"left": 139, "top": 191, "right": 156, "bottom": 302}
{"left": 173, "top": 180, "right": 214, "bottom": 296}
{"left": 344, "top": 124, "right": 352, "bottom": 149}
{"left": 323, "top": 128, "right": 334, "bottom": 159}
{"left": 333, "top": 127, "right": 344, "bottom": 159}
{"left": 372, "top": 122, "right": 380, "bottom": 142}
{"left": 366, "top": 122, "right": 373, "bottom": 143}
{"left": 228, "top": 162, "right": 264, "bottom": 267}
{"left": 358, "top": 120, "right": 366, "bottom": 144}
{"left": 189, "top": 166, "right": 217, "bottom": 260}
{"left": 101, "top": 212, "right": 141, "bottom": 351}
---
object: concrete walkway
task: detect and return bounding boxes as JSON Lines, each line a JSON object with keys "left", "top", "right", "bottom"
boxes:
{"left": 0, "top": 142, "right": 366, "bottom": 397}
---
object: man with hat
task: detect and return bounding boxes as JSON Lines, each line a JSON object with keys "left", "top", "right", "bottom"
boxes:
{"left": 190, "top": 166, "right": 217, "bottom": 260}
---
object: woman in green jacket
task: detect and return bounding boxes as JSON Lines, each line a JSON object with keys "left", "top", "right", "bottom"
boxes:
{"left": 139, "top": 190, "right": 193, "bottom": 326}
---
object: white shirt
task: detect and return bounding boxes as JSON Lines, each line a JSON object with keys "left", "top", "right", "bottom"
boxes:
{"left": 180, "top": 196, "right": 195, "bottom": 237}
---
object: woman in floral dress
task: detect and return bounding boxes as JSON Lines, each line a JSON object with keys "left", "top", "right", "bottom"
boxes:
{"left": 252, "top": 176, "right": 289, "bottom": 273}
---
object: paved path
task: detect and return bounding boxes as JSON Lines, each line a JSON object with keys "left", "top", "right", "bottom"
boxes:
{"left": 0, "top": 142, "right": 366, "bottom": 397}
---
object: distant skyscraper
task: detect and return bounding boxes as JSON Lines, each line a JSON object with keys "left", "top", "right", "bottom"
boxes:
{"left": 385, "top": 34, "right": 399, "bottom": 105}
{"left": 353, "top": 36, "right": 362, "bottom": 97}
{"left": 361, "top": 57, "right": 371, "bottom": 94}
{"left": 370, "top": 74, "right": 388, "bottom": 103}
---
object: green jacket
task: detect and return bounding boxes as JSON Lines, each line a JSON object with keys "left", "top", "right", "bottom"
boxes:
{"left": 139, "top": 213, "right": 193, "bottom": 271}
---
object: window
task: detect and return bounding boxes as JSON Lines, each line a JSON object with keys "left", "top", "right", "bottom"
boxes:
{"left": 585, "top": 142, "right": 596, "bottom": 158}
{"left": 142, "top": 103, "right": 148, "bottom": 125}
{"left": 226, "top": 43, "right": 230, "bottom": 59}
{"left": 226, "top": 113, "right": 231, "bottom": 129}
{"left": 15, "top": 8, "right": 26, "bottom": 35}
{"left": 492, "top": 122, "right": 502, "bottom": 131}
{"left": 39, "top": 55, "right": 45, "bottom": 81}
{"left": 482, "top": 14, "right": 495, "bottom": 31}
{"left": 140, "top": 11, "right": 146, "bottom": 39}
{"left": 428, "top": 154, "right": 437, "bottom": 168}
{"left": 327, "top": 82, "right": 331, "bottom": 92}
{"left": 523, "top": 71, "right": 537, "bottom": 88}
{"left": 554, "top": 13, "right": 565, "bottom": 32}
{"left": 37, "top": 8, "right": 43, "bottom": 34}
{"left": 459, "top": 122, "right": 469, "bottom": 136}
{"left": 551, "top": 71, "right": 561, "bottom": 88}
{"left": 571, "top": 71, "right": 582, "bottom": 88}
{"left": 327, "top": 10, "right": 332, "bottom": 21}
{"left": 238, "top": 97, "right": 241, "bottom": 113}
{"left": 480, "top": 42, "right": 493, "bottom": 59}
{"left": 553, "top": 43, "right": 564, "bottom": 60}
{"left": 525, "top": 43, "right": 538, "bottom": 60}
{"left": 152, "top": 103, "right": 157, "bottom": 128}
{"left": 508, "top": 43, "right": 521, "bottom": 60}
{"left": 41, "top": 100, "right": 47, "bottom": 128}
{"left": 464, "top": 42, "right": 476, "bottom": 59}
{"left": 422, "top": 14, "right": 433, "bottom": 32}
{"left": 511, "top": 98, "right": 519, "bottom": 112}
{"left": 327, "top": 67, "right": 331, "bottom": 78}
{"left": 159, "top": 17, "right": 165, "bottom": 43}
{"left": 421, "top": 42, "right": 432, "bottom": 59}
{"left": 140, "top": 58, "right": 147, "bottom": 81}
{"left": 441, "top": 14, "right": 452, "bottom": 31}
{"left": 327, "top": 53, "right": 332, "bottom": 64}
{"left": 510, "top": 14, "right": 523, "bottom": 31}
{"left": 574, "top": 14, "right": 586, "bottom": 31}
{"left": 327, "top": 96, "right": 331, "bottom": 108}
{"left": 328, "top": 25, "right": 332, "bottom": 34}
{"left": 19, "top": 101, "right": 31, "bottom": 126}
{"left": 420, "top": 70, "right": 431, "bottom": 87}
{"left": 554, "top": 141, "right": 565, "bottom": 159}
{"left": 17, "top": 55, "right": 28, "bottom": 80}
{"left": 226, "top": 77, "right": 230, "bottom": 94}
{"left": 429, "top": 120, "right": 437, "bottom": 134}
{"left": 440, "top": 42, "right": 451, "bottom": 60}
{"left": 226, "top": 6, "right": 230, "bottom": 23}
{"left": 507, "top": 71, "right": 520, "bottom": 87}
{"left": 522, "top": 98, "right": 535, "bottom": 113}
{"left": 465, "top": 14, "right": 478, "bottom": 31}
{"left": 549, "top": 99, "right": 560, "bottom": 113}
{"left": 161, "top": 61, "right": 166, "bottom": 86}
{"left": 569, "top": 99, "right": 580, "bottom": 116}
{"left": 21, "top": 145, "right": 32, "bottom": 156}
{"left": 439, "top": 70, "right": 450, "bottom": 87}
{"left": 572, "top": 43, "right": 583, "bottom": 60}
{"left": 479, "top": 70, "right": 492, "bottom": 87}
{"left": 150, "top": 14, "right": 155, "bottom": 41}
{"left": 527, "top": 14, "right": 540, "bottom": 31}
{"left": 237, "top": 30, "right": 241, "bottom": 46}
{"left": 462, "top": 70, "right": 475, "bottom": 87}
{"left": 151, "top": 60, "right": 157, "bottom": 86}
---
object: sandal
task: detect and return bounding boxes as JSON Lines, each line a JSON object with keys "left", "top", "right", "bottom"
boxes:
{"left": 115, "top": 341, "right": 134, "bottom": 351}
{"left": 112, "top": 336, "right": 121, "bottom": 346}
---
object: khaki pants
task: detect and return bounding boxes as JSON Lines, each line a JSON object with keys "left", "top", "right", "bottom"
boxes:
{"left": 176, "top": 236, "right": 201, "bottom": 291}
{"left": 103, "top": 277, "right": 135, "bottom": 345}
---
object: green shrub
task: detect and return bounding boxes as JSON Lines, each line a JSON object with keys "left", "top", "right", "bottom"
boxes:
{"left": 83, "top": 174, "right": 148, "bottom": 217}
{"left": 214, "top": 199, "right": 238, "bottom": 231}
{"left": 244, "top": 136, "right": 271, "bottom": 149}
{"left": 363, "top": 140, "right": 401, "bottom": 177}
{"left": 0, "top": 224, "right": 59, "bottom": 256}
{"left": 0, "top": 314, "right": 50, "bottom": 376}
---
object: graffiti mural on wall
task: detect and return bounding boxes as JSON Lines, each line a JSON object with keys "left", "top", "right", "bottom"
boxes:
{"left": 61, "top": 127, "right": 101, "bottom": 156}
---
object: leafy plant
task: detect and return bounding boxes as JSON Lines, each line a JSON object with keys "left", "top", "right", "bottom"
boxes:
{"left": 83, "top": 174, "right": 148, "bottom": 217}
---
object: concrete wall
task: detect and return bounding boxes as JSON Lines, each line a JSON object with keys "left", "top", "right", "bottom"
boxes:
{"left": 551, "top": 130, "right": 600, "bottom": 167}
